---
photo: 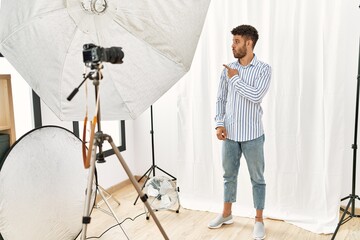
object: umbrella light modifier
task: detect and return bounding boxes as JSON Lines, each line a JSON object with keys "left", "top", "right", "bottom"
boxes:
{"left": 0, "top": 0, "right": 211, "bottom": 121}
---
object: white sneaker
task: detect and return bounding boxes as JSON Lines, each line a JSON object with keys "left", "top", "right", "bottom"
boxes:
{"left": 253, "top": 221, "right": 266, "bottom": 239}
{"left": 208, "top": 214, "right": 234, "bottom": 229}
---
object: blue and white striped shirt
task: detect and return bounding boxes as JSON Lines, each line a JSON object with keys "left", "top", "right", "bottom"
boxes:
{"left": 215, "top": 55, "right": 271, "bottom": 142}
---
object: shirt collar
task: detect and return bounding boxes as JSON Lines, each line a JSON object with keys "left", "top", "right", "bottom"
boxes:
{"left": 237, "top": 54, "right": 258, "bottom": 68}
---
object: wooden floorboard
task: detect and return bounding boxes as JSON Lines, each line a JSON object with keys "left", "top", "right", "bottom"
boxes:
{"left": 76, "top": 183, "right": 360, "bottom": 240}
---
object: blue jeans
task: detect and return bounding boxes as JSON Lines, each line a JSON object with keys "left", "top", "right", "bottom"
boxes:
{"left": 222, "top": 135, "right": 266, "bottom": 210}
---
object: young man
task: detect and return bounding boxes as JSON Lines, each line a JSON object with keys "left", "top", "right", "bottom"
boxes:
{"left": 209, "top": 25, "right": 271, "bottom": 240}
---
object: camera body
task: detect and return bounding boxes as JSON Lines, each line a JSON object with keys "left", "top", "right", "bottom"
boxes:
{"left": 83, "top": 43, "right": 124, "bottom": 64}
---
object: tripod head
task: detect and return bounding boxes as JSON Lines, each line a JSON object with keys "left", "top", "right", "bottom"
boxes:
{"left": 87, "top": 63, "right": 104, "bottom": 81}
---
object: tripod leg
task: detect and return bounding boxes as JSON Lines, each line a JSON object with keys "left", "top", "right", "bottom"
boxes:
{"left": 106, "top": 136, "right": 169, "bottom": 240}
{"left": 331, "top": 198, "right": 353, "bottom": 240}
{"left": 137, "top": 166, "right": 153, "bottom": 183}
{"left": 154, "top": 165, "right": 177, "bottom": 180}
{"left": 80, "top": 141, "right": 98, "bottom": 240}
{"left": 133, "top": 167, "right": 153, "bottom": 205}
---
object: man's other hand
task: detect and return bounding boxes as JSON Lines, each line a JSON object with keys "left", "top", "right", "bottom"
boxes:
{"left": 216, "top": 126, "right": 227, "bottom": 140}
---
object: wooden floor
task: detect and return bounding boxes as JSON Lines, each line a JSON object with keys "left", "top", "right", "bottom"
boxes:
{"left": 77, "top": 183, "right": 360, "bottom": 240}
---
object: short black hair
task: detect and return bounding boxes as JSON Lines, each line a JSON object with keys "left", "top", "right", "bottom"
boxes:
{"left": 231, "top": 25, "right": 259, "bottom": 49}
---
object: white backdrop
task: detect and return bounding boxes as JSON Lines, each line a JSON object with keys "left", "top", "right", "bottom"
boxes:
{"left": 174, "top": 0, "right": 360, "bottom": 234}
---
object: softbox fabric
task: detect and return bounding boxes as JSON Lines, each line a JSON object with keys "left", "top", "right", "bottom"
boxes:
{"left": 0, "top": 0, "right": 211, "bottom": 121}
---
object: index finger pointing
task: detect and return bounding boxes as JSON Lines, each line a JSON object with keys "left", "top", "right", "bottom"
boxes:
{"left": 223, "top": 64, "right": 230, "bottom": 70}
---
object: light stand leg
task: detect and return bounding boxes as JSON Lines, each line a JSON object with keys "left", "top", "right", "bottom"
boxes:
{"left": 96, "top": 186, "right": 122, "bottom": 223}
{"left": 80, "top": 135, "right": 98, "bottom": 240}
{"left": 106, "top": 134, "right": 169, "bottom": 240}
{"left": 95, "top": 185, "right": 121, "bottom": 212}
{"left": 331, "top": 196, "right": 356, "bottom": 240}
{"left": 133, "top": 165, "right": 154, "bottom": 205}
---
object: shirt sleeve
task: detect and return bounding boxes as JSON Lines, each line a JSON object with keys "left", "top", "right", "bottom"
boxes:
{"left": 228, "top": 64, "right": 271, "bottom": 103}
{"left": 214, "top": 69, "right": 228, "bottom": 128}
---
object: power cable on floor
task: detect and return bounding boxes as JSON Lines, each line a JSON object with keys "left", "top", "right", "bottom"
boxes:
{"left": 86, "top": 211, "right": 147, "bottom": 239}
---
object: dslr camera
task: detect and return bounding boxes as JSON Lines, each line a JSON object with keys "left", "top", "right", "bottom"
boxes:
{"left": 83, "top": 43, "right": 124, "bottom": 64}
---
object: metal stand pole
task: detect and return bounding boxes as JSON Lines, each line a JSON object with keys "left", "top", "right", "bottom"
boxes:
{"left": 80, "top": 132, "right": 98, "bottom": 240}
{"left": 133, "top": 105, "right": 177, "bottom": 205}
{"left": 331, "top": 38, "right": 360, "bottom": 240}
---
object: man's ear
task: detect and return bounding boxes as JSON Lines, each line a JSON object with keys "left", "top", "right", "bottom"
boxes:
{"left": 246, "top": 39, "right": 253, "bottom": 48}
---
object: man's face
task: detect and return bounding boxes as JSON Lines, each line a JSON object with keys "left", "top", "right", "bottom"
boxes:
{"left": 232, "top": 35, "right": 250, "bottom": 59}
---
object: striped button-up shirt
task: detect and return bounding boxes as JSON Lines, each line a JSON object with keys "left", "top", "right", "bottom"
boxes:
{"left": 215, "top": 55, "right": 271, "bottom": 142}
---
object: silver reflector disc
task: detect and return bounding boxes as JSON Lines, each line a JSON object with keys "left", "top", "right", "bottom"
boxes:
{"left": 0, "top": 126, "right": 91, "bottom": 239}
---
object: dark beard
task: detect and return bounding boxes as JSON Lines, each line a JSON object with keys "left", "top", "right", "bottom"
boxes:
{"left": 233, "top": 46, "right": 247, "bottom": 59}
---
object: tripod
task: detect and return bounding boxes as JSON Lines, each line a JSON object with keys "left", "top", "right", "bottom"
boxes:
{"left": 331, "top": 39, "right": 360, "bottom": 240}
{"left": 133, "top": 105, "right": 177, "bottom": 205}
{"left": 68, "top": 64, "right": 169, "bottom": 240}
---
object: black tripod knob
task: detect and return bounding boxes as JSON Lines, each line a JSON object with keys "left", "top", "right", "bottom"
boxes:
{"left": 96, "top": 153, "right": 106, "bottom": 163}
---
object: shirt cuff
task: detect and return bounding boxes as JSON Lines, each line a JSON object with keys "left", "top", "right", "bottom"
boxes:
{"left": 215, "top": 122, "right": 224, "bottom": 129}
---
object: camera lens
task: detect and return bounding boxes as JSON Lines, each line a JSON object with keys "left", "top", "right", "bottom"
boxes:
{"left": 104, "top": 47, "right": 124, "bottom": 64}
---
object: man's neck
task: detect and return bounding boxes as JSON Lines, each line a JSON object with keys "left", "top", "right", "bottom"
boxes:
{"left": 239, "top": 52, "right": 254, "bottom": 66}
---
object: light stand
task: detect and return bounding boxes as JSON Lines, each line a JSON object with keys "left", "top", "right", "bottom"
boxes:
{"left": 331, "top": 39, "right": 360, "bottom": 240}
{"left": 68, "top": 64, "right": 169, "bottom": 240}
{"left": 94, "top": 185, "right": 121, "bottom": 215}
{"left": 133, "top": 105, "right": 177, "bottom": 206}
